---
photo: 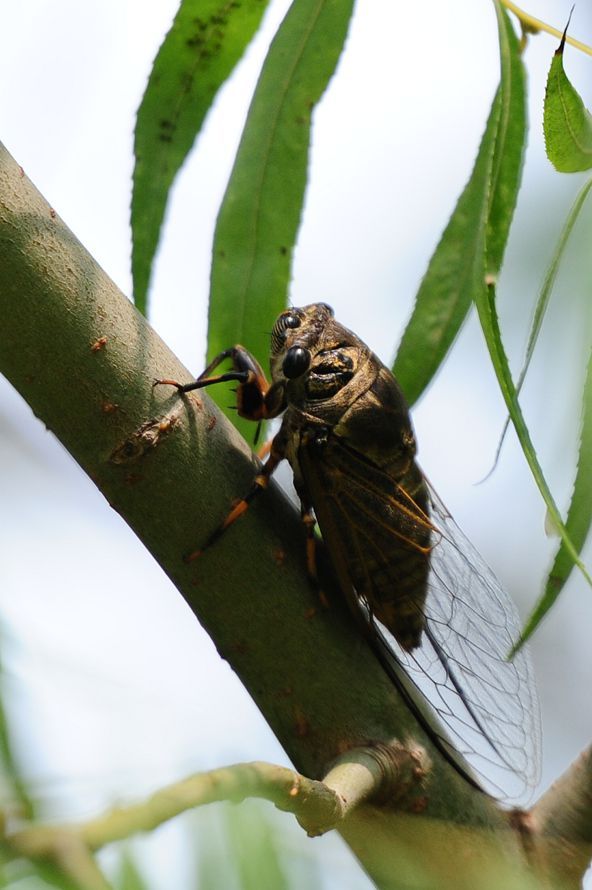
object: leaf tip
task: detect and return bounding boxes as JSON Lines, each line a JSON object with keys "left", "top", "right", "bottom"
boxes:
{"left": 506, "top": 638, "right": 522, "bottom": 660}
{"left": 556, "top": 5, "right": 575, "bottom": 56}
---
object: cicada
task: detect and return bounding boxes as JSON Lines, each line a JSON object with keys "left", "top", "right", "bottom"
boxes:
{"left": 157, "top": 303, "right": 540, "bottom": 801}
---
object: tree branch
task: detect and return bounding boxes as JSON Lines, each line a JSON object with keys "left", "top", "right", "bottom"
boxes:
{"left": 528, "top": 745, "right": 592, "bottom": 887}
{"left": 1, "top": 140, "right": 590, "bottom": 888}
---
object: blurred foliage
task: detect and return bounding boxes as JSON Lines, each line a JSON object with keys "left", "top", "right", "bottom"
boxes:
{"left": 195, "top": 801, "right": 322, "bottom": 890}
{"left": 115, "top": 849, "right": 149, "bottom": 890}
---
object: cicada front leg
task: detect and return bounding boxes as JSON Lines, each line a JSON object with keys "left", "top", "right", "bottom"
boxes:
{"left": 154, "top": 346, "right": 287, "bottom": 561}
{"left": 154, "top": 345, "right": 274, "bottom": 421}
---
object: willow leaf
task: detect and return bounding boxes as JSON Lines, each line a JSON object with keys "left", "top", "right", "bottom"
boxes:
{"left": 206, "top": 0, "right": 355, "bottom": 440}
{"left": 393, "top": 2, "right": 525, "bottom": 405}
{"left": 132, "top": 0, "right": 271, "bottom": 314}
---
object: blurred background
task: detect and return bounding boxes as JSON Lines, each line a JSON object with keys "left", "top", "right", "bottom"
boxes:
{"left": 0, "top": 1, "right": 591, "bottom": 887}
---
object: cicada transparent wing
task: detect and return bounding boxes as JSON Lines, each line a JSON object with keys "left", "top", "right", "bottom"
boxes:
{"left": 299, "top": 433, "right": 541, "bottom": 803}
{"left": 374, "top": 486, "right": 541, "bottom": 802}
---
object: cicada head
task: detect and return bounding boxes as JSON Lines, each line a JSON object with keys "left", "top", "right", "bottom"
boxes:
{"left": 269, "top": 302, "right": 371, "bottom": 406}
{"left": 269, "top": 303, "right": 333, "bottom": 381}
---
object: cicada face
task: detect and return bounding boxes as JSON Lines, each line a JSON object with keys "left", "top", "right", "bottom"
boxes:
{"left": 269, "top": 302, "right": 337, "bottom": 381}
{"left": 268, "top": 303, "right": 376, "bottom": 414}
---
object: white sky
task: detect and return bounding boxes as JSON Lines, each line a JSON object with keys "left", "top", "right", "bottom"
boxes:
{"left": 0, "top": 2, "right": 591, "bottom": 888}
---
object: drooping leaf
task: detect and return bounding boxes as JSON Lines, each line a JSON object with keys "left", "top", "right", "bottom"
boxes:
{"left": 391, "top": 92, "right": 501, "bottom": 406}
{"left": 132, "top": 0, "right": 272, "bottom": 315}
{"left": 485, "top": 5, "right": 528, "bottom": 276}
{"left": 393, "top": 1, "right": 526, "bottom": 406}
{"left": 475, "top": 280, "right": 592, "bottom": 653}
{"left": 544, "top": 25, "right": 592, "bottom": 173}
{"left": 517, "top": 344, "right": 592, "bottom": 644}
{"left": 490, "top": 177, "right": 592, "bottom": 470}
{"left": 397, "top": 4, "right": 592, "bottom": 649}
{"left": 206, "top": 0, "right": 355, "bottom": 441}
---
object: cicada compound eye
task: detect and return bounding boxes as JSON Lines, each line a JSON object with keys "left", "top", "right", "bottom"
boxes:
{"left": 282, "top": 346, "right": 310, "bottom": 379}
{"left": 271, "top": 311, "right": 301, "bottom": 353}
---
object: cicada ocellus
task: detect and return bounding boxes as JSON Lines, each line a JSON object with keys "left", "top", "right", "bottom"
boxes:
{"left": 156, "top": 303, "right": 540, "bottom": 801}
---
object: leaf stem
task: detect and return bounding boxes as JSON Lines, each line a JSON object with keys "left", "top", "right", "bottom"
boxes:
{"left": 500, "top": 0, "right": 592, "bottom": 56}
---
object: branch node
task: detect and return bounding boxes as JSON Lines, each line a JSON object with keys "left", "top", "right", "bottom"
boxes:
{"left": 109, "top": 414, "right": 180, "bottom": 464}
{"left": 361, "top": 740, "right": 430, "bottom": 806}
{"left": 298, "top": 740, "right": 430, "bottom": 836}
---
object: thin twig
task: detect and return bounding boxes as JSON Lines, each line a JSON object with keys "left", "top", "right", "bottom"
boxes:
{"left": 500, "top": 0, "right": 592, "bottom": 57}
{"left": 10, "top": 746, "right": 428, "bottom": 859}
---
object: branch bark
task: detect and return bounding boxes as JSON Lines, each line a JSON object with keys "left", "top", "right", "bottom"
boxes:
{"left": 0, "top": 140, "right": 589, "bottom": 888}
{"left": 529, "top": 744, "right": 592, "bottom": 888}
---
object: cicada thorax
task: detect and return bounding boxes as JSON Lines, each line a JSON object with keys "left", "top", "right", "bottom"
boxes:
{"left": 286, "top": 335, "right": 434, "bottom": 652}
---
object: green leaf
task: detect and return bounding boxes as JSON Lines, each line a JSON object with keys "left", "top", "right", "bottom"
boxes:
{"left": 194, "top": 805, "right": 323, "bottom": 890}
{"left": 476, "top": 281, "right": 592, "bottom": 653}
{"left": 206, "top": 0, "right": 355, "bottom": 441}
{"left": 517, "top": 344, "right": 592, "bottom": 645}
{"left": 485, "top": 4, "right": 527, "bottom": 276}
{"left": 405, "top": 4, "right": 592, "bottom": 650}
{"left": 226, "top": 803, "right": 290, "bottom": 890}
{"left": 489, "top": 177, "right": 592, "bottom": 471}
{"left": 194, "top": 810, "right": 236, "bottom": 889}
{"left": 27, "top": 861, "right": 87, "bottom": 890}
{"left": 544, "top": 27, "right": 592, "bottom": 173}
{"left": 392, "top": 1, "right": 526, "bottom": 406}
{"left": 391, "top": 92, "right": 501, "bottom": 406}
{"left": 132, "top": 0, "right": 272, "bottom": 315}
{"left": 0, "top": 635, "right": 35, "bottom": 821}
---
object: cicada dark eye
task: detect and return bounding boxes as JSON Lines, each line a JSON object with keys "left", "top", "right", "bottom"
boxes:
{"left": 283, "top": 346, "right": 310, "bottom": 379}
{"left": 271, "top": 312, "right": 301, "bottom": 352}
